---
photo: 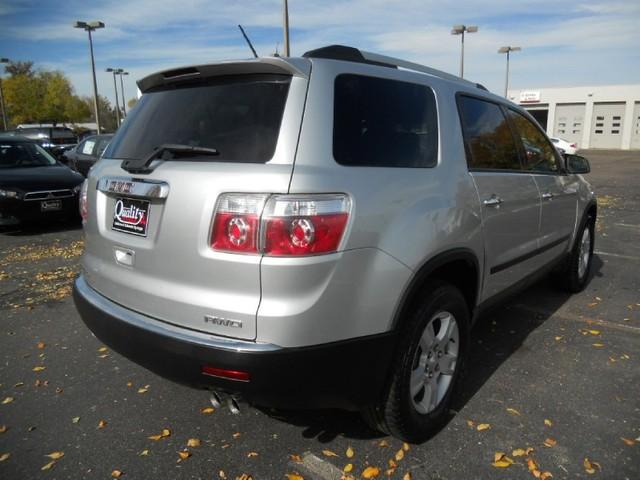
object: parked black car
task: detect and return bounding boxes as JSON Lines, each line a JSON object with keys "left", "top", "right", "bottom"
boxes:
{"left": 63, "top": 134, "right": 113, "bottom": 176}
{"left": 6, "top": 126, "right": 78, "bottom": 160}
{"left": 0, "top": 135, "right": 84, "bottom": 226}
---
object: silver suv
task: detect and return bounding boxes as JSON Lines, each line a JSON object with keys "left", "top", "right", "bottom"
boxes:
{"left": 73, "top": 45, "right": 596, "bottom": 442}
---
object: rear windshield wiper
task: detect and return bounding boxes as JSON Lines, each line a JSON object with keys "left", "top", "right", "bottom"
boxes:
{"left": 121, "top": 143, "right": 219, "bottom": 174}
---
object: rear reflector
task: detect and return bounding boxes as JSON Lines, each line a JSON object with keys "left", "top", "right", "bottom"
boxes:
{"left": 201, "top": 366, "right": 250, "bottom": 382}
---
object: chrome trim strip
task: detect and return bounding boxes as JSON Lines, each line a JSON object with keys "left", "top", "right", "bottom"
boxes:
{"left": 24, "top": 189, "right": 73, "bottom": 201}
{"left": 74, "top": 275, "right": 280, "bottom": 353}
{"left": 97, "top": 177, "right": 170, "bottom": 199}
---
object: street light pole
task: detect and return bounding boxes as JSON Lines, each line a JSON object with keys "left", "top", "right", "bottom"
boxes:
{"left": 118, "top": 70, "right": 129, "bottom": 117}
{"left": 74, "top": 21, "right": 105, "bottom": 133}
{"left": 498, "top": 46, "right": 521, "bottom": 98}
{"left": 106, "top": 68, "right": 120, "bottom": 126}
{"left": 0, "top": 57, "right": 9, "bottom": 131}
{"left": 283, "top": 0, "right": 290, "bottom": 56}
{"left": 451, "top": 24, "right": 478, "bottom": 78}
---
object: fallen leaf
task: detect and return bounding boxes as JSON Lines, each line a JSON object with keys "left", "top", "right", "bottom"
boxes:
{"left": 236, "top": 475, "right": 253, "bottom": 480}
{"left": 111, "top": 470, "right": 123, "bottom": 478}
{"left": 403, "top": 473, "right": 412, "bottom": 480}
{"left": 621, "top": 437, "right": 635, "bottom": 446}
{"left": 37, "top": 341, "right": 46, "bottom": 349}
{"left": 98, "top": 347, "right": 108, "bottom": 353}
{"left": 148, "top": 434, "right": 163, "bottom": 441}
{"left": 247, "top": 452, "right": 259, "bottom": 458}
{"left": 32, "top": 366, "right": 46, "bottom": 372}
{"left": 544, "top": 419, "right": 553, "bottom": 427}
{"left": 322, "top": 449, "right": 338, "bottom": 457}
{"left": 139, "top": 450, "right": 149, "bottom": 456}
{"left": 554, "top": 336, "right": 563, "bottom": 341}
{"left": 0, "top": 453, "right": 10, "bottom": 462}
{"left": 285, "top": 475, "right": 304, "bottom": 480}
{"left": 137, "top": 386, "right": 149, "bottom": 394}
{"left": 161, "top": 428, "right": 171, "bottom": 437}
{"left": 395, "top": 448, "right": 405, "bottom": 461}
{"left": 41, "top": 460, "right": 56, "bottom": 471}
{"left": 187, "top": 438, "right": 201, "bottom": 447}
{"left": 346, "top": 446, "right": 354, "bottom": 458}
{"left": 98, "top": 354, "right": 109, "bottom": 359}
{"left": 492, "top": 452, "right": 514, "bottom": 468}
{"left": 344, "top": 463, "right": 353, "bottom": 472}
{"left": 13, "top": 382, "right": 24, "bottom": 388}
{"left": 592, "top": 343, "right": 605, "bottom": 348}
{"left": 200, "top": 407, "right": 215, "bottom": 414}
{"left": 540, "top": 472, "right": 553, "bottom": 480}
{"left": 512, "top": 448, "right": 526, "bottom": 457}
{"left": 506, "top": 408, "right": 521, "bottom": 416}
{"left": 385, "top": 468, "right": 396, "bottom": 477}
{"left": 378, "top": 440, "right": 389, "bottom": 448}
{"left": 477, "top": 423, "right": 491, "bottom": 431}
{"left": 388, "top": 459, "right": 397, "bottom": 468}
{"left": 28, "top": 426, "right": 36, "bottom": 432}
{"left": 402, "top": 442, "right": 410, "bottom": 452}
{"left": 219, "top": 471, "right": 227, "bottom": 479}
{"left": 289, "top": 454, "right": 302, "bottom": 463}
{"left": 527, "top": 457, "right": 539, "bottom": 472}
{"left": 362, "top": 466, "right": 381, "bottom": 478}
{"left": 584, "top": 457, "right": 601, "bottom": 474}
{"left": 126, "top": 382, "right": 133, "bottom": 388}
{"left": 525, "top": 447, "right": 535, "bottom": 455}
{"left": 233, "top": 432, "right": 241, "bottom": 439}
{"left": 466, "top": 420, "right": 475, "bottom": 428}
{"left": 0, "top": 425, "right": 6, "bottom": 434}
{"left": 543, "top": 438, "right": 557, "bottom": 447}
{"left": 72, "top": 417, "right": 80, "bottom": 424}
{"left": 98, "top": 420, "right": 107, "bottom": 429}
{"left": 177, "top": 450, "right": 191, "bottom": 461}
{"left": 587, "top": 303, "right": 599, "bottom": 308}
{"left": 46, "top": 451, "right": 64, "bottom": 460}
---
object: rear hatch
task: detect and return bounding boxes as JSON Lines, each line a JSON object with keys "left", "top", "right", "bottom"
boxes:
{"left": 81, "top": 58, "right": 310, "bottom": 341}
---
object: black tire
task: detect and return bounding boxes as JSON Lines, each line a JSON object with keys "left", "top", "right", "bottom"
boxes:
{"left": 362, "top": 281, "right": 470, "bottom": 442}
{"left": 558, "top": 215, "right": 595, "bottom": 293}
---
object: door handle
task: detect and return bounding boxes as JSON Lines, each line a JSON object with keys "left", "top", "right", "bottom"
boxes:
{"left": 483, "top": 195, "right": 503, "bottom": 207}
{"left": 542, "top": 192, "right": 554, "bottom": 200}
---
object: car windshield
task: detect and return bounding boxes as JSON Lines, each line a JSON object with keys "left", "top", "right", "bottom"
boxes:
{"left": 0, "top": 141, "right": 58, "bottom": 168}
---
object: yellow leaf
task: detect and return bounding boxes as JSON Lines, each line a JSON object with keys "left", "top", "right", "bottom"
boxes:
{"left": 98, "top": 347, "right": 108, "bottom": 353}
{"left": 587, "top": 303, "right": 598, "bottom": 308}
{"left": 525, "top": 447, "right": 535, "bottom": 455}
{"left": 543, "top": 438, "right": 557, "bottom": 447}
{"left": 540, "top": 472, "right": 553, "bottom": 480}
{"left": 126, "top": 382, "right": 133, "bottom": 387}
{"left": 385, "top": 468, "right": 396, "bottom": 476}
{"left": 583, "top": 457, "right": 600, "bottom": 474}
{"left": 395, "top": 448, "right": 405, "bottom": 461}
{"left": 527, "top": 458, "right": 539, "bottom": 472}
{"left": 554, "top": 336, "right": 563, "bottom": 341}
{"left": 322, "top": 449, "right": 338, "bottom": 457}
{"left": 346, "top": 446, "right": 354, "bottom": 458}
{"left": 177, "top": 450, "right": 191, "bottom": 460}
{"left": 506, "top": 408, "right": 521, "bottom": 416}
{"left": 344, "top": 463, "right": 353, "bottom": 472}
{"left": 592, "top": 343, "right": 605, "bottom": 348}
{"left": 13, "top": 382, "right": 24, "bottom": 388}
{"left": 139, "top": 450, "right": 149, "bottom": 456}
{"left": 476, "top": 423, "right": 491, "bottom": 431}
{"left": 161, "top": 428, "right": 171, "bottom": 437}
{"left": 362, "top": 466, "right": 381, "bottom": 478}
{"left": 32, "top": 366, "right": 46, "bottom": 372}
{"left": 285, "top": 475, "right": 304, "bottom": 480}
{"left": 137, "top": 387, "right": 149, "bottom": 394}
{"left": 247, "top": 452, "right": 259, "bottom": 458}
{"left": 512, "top": 448, "right": 526, "bottom": 457}
{"left": 289, "top": 454, "right": 302, "bottom": 463}
{"left": 148, "top": 434, "right": 163, "bottom": 441}
{"left": 388, "top": 459, "right": 397, "bottom": 468}
{"left": 492, "top": 460, "right": 513, "bottom": 468}
{"left": 187, "top": 438, "right": 201, "bottom": 447}
{"left": 0, "top": 453, "right": 10, "bottom": 462}
{"left": 46, "top": 451, "right": 65, "bottom": 460}
{"left": 98, "top": 420, "right": 107, "bottom": 429}
{"left": 544, "top": 419, "right": 553, "bottom": 427}
{"left": 492, "top": 453, "right": 514, "bottom": 468}
{"left": 466, "top": 420, "right": 475, "bottom": 428}
{"left": 37, "top": 341, "right": 46, "bottom": 349}
{"left": 494, "top": 452, "right": 505, "bottom": 463}
{"left": 402, "top": 442, "right": 410, "bottom": 452}
{"left": 200, "top": 407, "right": 215, "bottom": 414}
{"left": 111, "top": 470, "right": 123, "bottom": 478}
{"left": 233, "top": 432, "right": 242, "bottom": 439}
{"left": 72, "top": 417, "right": 80, "bottom": 424}
{"left": 403, "top": 473, "right": 412, "bottom": 480}
{"left": 0, "top": 425, "right": 6, "bottom": 433}
{"left": 378, "top": 440, "right": 389, "bottom": 447}
{"left": 219, "top": 470, "right": 227, "bottom": 479}
{"left": 41, "top": 460, "right": 56, "bottom": 471}
{"left": 621, "top": 437, "right": 635, "bottom": 446}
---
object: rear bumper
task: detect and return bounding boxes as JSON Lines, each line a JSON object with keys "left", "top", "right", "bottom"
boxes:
{"left": 73, "top": 274, "right": 396, "bottom": 410}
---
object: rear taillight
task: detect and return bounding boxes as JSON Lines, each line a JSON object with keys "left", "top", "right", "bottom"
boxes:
{"left": 79, "top": 179, "right": 88, "bottom": 222}
{"left": 262, "top": 195, "right": 350, "bottom": 256}
{"left": 210, "top": 194, "right": 350, "bottom": 256}
{"left": 210, "top": 194, "right": 268, "bottom": 253}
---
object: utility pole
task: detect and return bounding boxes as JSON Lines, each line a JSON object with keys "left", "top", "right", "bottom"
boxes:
{"left": 283, "top": 0, "right": 290, "bottom": 56}
{"left": 0, "top": 57, "right": 9, "bottom": 130}
{"left": 451, "top": 24, "right": 478, "bottom": 79}
{"left": 106, "top": 68, "right": 121, "bottom": 127}
{"left": 498, "top": 46, "right": 521, "bottom": 98}
{"left": 74, "top": 21, "right": 105, "bottom": 133}
{"left": 118, "top": 70, "right": 129, "bottom": 117}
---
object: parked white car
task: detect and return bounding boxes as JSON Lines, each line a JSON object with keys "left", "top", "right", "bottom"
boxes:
{"left": 550, "top": 137, "right": 578, "bottom": 154}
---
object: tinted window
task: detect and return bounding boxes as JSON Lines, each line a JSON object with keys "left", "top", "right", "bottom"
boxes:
{"left": 333, "top": 74, "right": 438, "bottom": 167}
{"left": 105, "top": 75, "right": 291, "bottom": 163}
{"left": 507, "top": 110, "right": 559, "bottom": 173}
{"left": 0, "top": 141, "right": 57, "bottom": 168}
{"left": 457, "top": 96, "right": 521, "bottom": 170}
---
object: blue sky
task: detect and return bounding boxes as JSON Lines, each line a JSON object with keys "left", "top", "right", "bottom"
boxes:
{"left": 1, "top": 0, "right": 639, "bottom": 108}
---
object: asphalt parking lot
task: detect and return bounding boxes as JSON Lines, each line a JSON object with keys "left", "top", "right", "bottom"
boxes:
{"left": 1, "top": 150, "right": 638, "bottom": 480}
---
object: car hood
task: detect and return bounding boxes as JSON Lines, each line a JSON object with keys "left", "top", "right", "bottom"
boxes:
{"left": 0, "top": 165, "right": 84, "bottom": 192}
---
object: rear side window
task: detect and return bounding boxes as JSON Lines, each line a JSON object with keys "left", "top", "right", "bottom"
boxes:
{"left": 333, "top": 74, "right": 438, "bottom": 167}
{"left": 104, "top": 75, "right": 291, "bottom": 163}
{"left": 457, "top": 96, "right": 521, "bottom": 171}
{"left": 507, "top": 110, "right": 560, "bottom": 173}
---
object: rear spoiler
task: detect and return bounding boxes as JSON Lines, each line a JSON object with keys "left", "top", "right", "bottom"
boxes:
{"left": 137, "top": 57, "right": 310, "bottom": 93}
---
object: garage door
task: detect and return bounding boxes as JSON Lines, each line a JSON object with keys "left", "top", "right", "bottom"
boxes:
{"left": 554, "top": 103, "right": 585, "bottom": 146}
{"left": 590, "top": 102, "right": 625, "bottom": 149}
{"left": 631, "top": 103, "right": 640, "bottom": 150}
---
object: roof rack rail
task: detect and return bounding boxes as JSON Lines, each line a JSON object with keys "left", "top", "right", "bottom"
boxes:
{"left": 303, "top": 45, "right": 487, "bottom": 91}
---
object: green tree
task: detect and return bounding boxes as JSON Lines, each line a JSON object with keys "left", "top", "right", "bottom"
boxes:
{"left": 83, "top": 95, "right": 118, "bottom": 132}
{"left": 127, "top": 97, "right": 138, "bottom": 109}
{"left": 3, "top": 61, "right": 34, "bottom": 77}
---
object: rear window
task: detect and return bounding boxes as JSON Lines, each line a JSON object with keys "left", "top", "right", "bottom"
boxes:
{"left": 333, "top": 74, "right": 438, "bottom": 168}
{"left": 104, "top": 75, "right": 291, "bottom": 163}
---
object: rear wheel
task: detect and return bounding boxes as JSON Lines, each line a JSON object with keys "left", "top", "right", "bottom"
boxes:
{"left": 558, "top": 215, "right": 595, "bottom": 293}
{"left": 362, "top": 282, "right": 469, "bottom": 442}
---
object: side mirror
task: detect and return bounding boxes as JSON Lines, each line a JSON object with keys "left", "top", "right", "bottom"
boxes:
{"left": 565, "top": 154, "right": 590, "bottom": 174}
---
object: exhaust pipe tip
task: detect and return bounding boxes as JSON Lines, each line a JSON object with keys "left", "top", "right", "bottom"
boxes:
{"left": 209, "top": 391, "right": 222, "bottom": 409}
{"left": 228, "top": 397, "right": 241, "bottom": 415}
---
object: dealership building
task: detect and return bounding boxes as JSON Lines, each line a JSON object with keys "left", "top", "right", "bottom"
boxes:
{"left": 507, "top": 84, "right": 640, "bottom": 150}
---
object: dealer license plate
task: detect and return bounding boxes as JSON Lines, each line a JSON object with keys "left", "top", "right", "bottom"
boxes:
{"left": 112, "top": 197, "right": 150, "bottom": 237}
